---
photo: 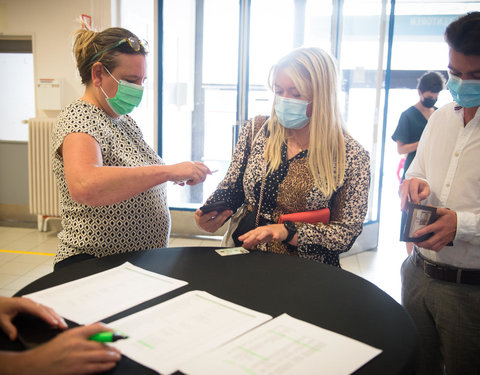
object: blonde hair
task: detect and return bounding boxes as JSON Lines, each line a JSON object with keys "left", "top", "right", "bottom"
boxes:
{"left": 73, "top": 27, "right": 146, "bottom": 85}
{"left": 264, "top": 47, "right": 346, "bottom": 198}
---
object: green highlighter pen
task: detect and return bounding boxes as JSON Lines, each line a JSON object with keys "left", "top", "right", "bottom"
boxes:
{"left": 89, "top": 332, "right": 129, "bottom": 343}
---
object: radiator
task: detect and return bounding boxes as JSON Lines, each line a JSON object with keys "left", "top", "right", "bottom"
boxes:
{"left": 28, "top": 118, "right": 60, "bottom": 231}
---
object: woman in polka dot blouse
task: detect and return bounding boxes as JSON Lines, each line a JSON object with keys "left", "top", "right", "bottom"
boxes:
{"left": 51, "top": 26, "right": 211, "bottom": 269}
{"left": 195, "top": 48, "right": 370, "bottom": 267}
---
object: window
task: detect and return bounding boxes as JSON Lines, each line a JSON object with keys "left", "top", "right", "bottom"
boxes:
{"left": 163, "top": 0, "right": 335, "bottom": 209}
{"left": 120, "top": 0, "right": 156, "bottom": 149}
{"left": 381, "top": 1, "right": 479, "bottom": 228}
{"left": 161, "top": 0, "right": 380, "bottom": 229}
{"left": 158, "top": 0, "right": 480, "bottom": 254}
{"left": 247, "top": 0, "right": 333, "bottom": 119}
{"left": 163, "top": 0, "right": 239, "bottom": 209}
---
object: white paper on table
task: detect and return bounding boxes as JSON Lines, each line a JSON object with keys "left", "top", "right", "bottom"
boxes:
{"left": 180, "top": 313, "right": 382, "bottom": 375}
{"left": 23, "top": 262, "right": 187, "bottom": 324}
{"left": 108, "top": 290, "right": 272, "bottom": 375}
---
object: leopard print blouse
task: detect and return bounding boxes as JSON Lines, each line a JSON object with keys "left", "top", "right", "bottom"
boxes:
{"left": 51, "top": 100, "right": 170, "bottom": 264}
{"left": 206, "top": 115, "right": 370, "bottom": 267}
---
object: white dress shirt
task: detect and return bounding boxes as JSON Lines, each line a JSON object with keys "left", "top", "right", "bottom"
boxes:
{"left": 406, "top": 102, "right": 480, "bottom": 269}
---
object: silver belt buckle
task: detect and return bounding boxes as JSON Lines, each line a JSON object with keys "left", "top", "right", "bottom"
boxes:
{"left": 423, "top": 259, "right": 435, "bottom": 278}
{"left": 456, "top": 268, "right": 462, "bottom": 283}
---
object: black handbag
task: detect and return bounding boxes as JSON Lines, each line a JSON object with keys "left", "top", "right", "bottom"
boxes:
{"left": 231, "top": 159, "right": 268, "bottom": 247}
{"left": 231, "top": 209, "right": 258, "bottom": 247}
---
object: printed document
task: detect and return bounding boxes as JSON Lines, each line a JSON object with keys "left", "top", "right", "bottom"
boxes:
{"left": 23, "top": 262, "right": 187, "bottom": 324}
{"left": 180, "top": 313, "right": 382, "bottom": 375}
{"left": 109, "top": 290, "right": 272, "bottom": 375}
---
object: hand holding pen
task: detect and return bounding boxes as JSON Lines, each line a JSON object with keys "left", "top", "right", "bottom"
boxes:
{"left": 89, "top": 331, "right": 129, "bottom": 342}
{"left": 6, "top": 323, "right": 122, "bottom": 375}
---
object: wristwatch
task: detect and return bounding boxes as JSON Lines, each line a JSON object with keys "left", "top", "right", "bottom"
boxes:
{"left": 282, "top": 220, "right": 297, "bottom": 244}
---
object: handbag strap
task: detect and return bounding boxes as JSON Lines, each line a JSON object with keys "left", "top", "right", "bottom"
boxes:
{"left": 248, "top": 116, "right": 268, "bottom": 228}
{"left": 255, "top": 162, "right": 267, "bottom": 227}
{"left": 249, "top": 115, "right": 268, "bottom": 150}
{"left": 250, "top": 118, "right": 256, "bottom": 148}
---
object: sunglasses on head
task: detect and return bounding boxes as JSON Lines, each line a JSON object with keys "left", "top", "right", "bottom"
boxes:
{"left": 90, "top": 37, "right": 148, "bottom": 63}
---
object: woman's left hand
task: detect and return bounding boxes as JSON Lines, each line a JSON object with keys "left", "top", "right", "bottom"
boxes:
{"left": 0, "top": 296, "right": 68, "bottom": 341}
{"left": 238, "top": 224, "right": 288, "bottom": 250}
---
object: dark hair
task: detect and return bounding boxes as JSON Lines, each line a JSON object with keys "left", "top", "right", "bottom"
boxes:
{"left": 445, "top": 11, "right": 480, "bottom": 56}
{"left": 417, "top": 71, "right": 445, "bottom": 93}
{"left": 73, "top": 27, "right": 147, "bottom": 85}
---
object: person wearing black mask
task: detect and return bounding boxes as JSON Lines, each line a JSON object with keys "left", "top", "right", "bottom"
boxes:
{"left": 392, "top": 71, "right": 445, "bottom": 254}
{"left": 392, "top": 71, "right": 445, "bottom": 181}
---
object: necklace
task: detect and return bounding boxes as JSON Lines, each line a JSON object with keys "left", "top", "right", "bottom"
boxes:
{"left": 287, "top": 138, "right": 309, "bottom": 152}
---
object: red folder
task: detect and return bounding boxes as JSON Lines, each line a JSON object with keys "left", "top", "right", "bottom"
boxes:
{"left": 278, "top": 208, "right": 330, "bottom": 224}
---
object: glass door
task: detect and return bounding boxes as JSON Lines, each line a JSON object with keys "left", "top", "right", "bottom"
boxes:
{"left": 162, "top": 0, "right": 239, "bottom": 208}
{"left": 381, "top": 1, "right": 480, "bottom": 246}
{"left": 247, "top": 0, "right": 333, "bottom": 119}
{"left": 160, "top": 0, "right": 480, "bottom": 254}
{"left": 334, "top": 0, "right": 390, "bottom": 252}
{"left": 247, "top": 0, "right": 382, "bottom": 253}
{"left": 161, "top": 0, "right": 385, "bottom": 253}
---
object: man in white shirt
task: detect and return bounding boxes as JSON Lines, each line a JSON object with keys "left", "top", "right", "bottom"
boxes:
{"left": 399, "top": 12, "right": 480, "bottom": 375}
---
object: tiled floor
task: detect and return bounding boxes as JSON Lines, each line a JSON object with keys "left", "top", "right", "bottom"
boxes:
{"left": 0, "top": 215, "right": 408, "bottom": 303}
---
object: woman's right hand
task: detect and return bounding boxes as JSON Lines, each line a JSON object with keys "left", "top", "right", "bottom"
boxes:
{"left": 195, "top": 208, "right": 233, "bottom": 233}
{"left": 167, "top": 161, "right": 211, "bottom": 186}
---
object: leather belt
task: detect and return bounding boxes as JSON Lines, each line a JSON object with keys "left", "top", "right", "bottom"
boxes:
{"left": 413, "top": 248, "right": 480, "bottom": 285}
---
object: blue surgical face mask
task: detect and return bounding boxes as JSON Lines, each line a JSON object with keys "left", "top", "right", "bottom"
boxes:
{"left": 101, "top": 67, "right": 144, "bottom": 115}
{"left": 447, "top": 73, "right": 480, "bottom": 108}
{"left": 274, "top": 95, "right": 311, "bottom": 129}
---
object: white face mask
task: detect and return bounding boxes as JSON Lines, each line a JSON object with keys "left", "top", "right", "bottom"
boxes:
{"left": 274, "top": 96, "right": 311, "bottom": 129}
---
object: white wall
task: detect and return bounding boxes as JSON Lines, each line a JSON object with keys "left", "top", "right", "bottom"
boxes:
{"left": 0, "top": 0, "right": 112, "bottom": 118}
{"left": 0, "top": 0, "right": 112, "bottom": 216}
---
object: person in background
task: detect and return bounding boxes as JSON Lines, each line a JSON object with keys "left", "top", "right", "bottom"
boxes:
{"left": 399, "top": 12, "right": 480, "bottom": 375}
{"left": 195, "top": 47, "right": 370, "bottom": 267}
{"left": 392, "top": 71, "right": 445, "bottom": 254}
{"left": 52, "top": 26, "right": 211, "bottom": 270}
{"left": 392, "top": 71, "right": 445, "bottom": 181}
{"left": 0, "top": 296, "right": 120, "bottom": 374}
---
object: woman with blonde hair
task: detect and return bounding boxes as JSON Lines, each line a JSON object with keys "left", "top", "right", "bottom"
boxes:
{"left": 52, "top": 26, "right": 211, "bottom": 269}
{"left": 195, "top": 47, "right": 370, "bottom": 267}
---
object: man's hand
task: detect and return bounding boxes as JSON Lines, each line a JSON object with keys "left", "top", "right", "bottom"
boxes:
{"left": 399, "top": 178, "right": 431, "bottom": 210}
{"left": 413, "top": 208, "right": 457, "bottom": 252}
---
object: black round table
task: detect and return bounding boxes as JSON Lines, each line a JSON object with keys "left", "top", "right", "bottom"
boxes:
{"left": 6, "top": 247, "right": 418, "bottom": 374}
